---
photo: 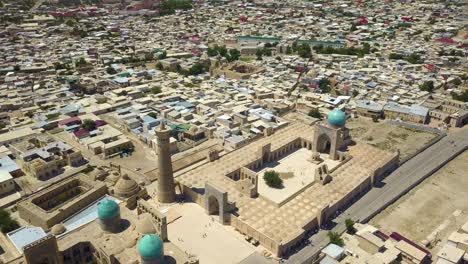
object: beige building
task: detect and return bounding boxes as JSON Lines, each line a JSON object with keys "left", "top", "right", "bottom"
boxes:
{"left": 177, "top": 115, "right": 398, "bottom": 257}
{"left": 9, "top": 135, "right": 84, "bottom": 181}
{"left": 17, "top": 174, "right": 107, "bottom": 230}
{"left": 0, "top": 171, "right": 15, "bottom": 195}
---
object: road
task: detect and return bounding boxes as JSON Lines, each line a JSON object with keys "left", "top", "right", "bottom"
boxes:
{"left": 284, "top": 128, "right": 468, "bottom": 264}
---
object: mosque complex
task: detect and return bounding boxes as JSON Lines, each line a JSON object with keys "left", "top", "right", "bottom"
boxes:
{"left": 5, "top": 109, "right": 399, "bottom": 264}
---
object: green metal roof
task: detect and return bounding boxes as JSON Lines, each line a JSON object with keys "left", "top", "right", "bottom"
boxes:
{"left": 138, "top": 234, "right": 163, "bottom": 259}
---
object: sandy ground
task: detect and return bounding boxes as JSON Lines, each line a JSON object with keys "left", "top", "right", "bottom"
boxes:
{"left": 369, "top": 151, "right": 468, "bottom": 254}
{"left": 346, "top": 117, "right": 438, "bottom": 159}
{"left": 167, "top": 203, "right": 257, "bottom": 264}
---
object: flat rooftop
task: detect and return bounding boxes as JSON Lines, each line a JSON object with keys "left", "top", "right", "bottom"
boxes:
{"left": 7, "top": 226, "right": 47, "bottom": 253}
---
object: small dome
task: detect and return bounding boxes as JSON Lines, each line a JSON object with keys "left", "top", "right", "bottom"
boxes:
{"left": 97, "top": 199, "right": 120, "bottom": 220}
{"left": 327, "top": 109, "right": 346, "bottom": 127}
{"left": 136, "top": 213, "right": 156, "bottom": 235}
{"left": 51, "top": 224, "right": 66, "bottom": 235}
{"left": 138, "top": 234, "right": 163, "bottom": 259}
{"left": 114, "top": 174, "right": 139, "bottom": 198}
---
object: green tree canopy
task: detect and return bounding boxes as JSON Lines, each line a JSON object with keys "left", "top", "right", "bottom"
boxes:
{"left": 263, "top": 171, "right": 283, "bottom": 189}
{"left": 328, "top": 232, "right": 344, "bottom": 246}
{"left": 0, "top": 209, "right": 20, "bottom": 233}
{"left": 81, "top": 119, "right": 96, "bottom": 131}
{"left": 345, "top": 219, "right": 357, "bottom": 234}
{"left": 308, "top": 109, "right": 322, "bottom": 119}
{"left": 419, "top": 81, "right": 434, "bottom": 93}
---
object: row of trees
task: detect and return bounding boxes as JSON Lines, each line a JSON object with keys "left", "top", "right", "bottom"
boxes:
{"left": 156, "top": 62, "right": 208, "bottom": 76}
{"left": 207, "top": 45, "right": 240, "bottom": 62}
{"left": 313, "top": 43, "right": 371, "bottom": 58}
{"left": 159, "top": 0, "right": 193, "bottom": 16}
{"left": 388, "top": 52, "right": 424, "bottom": 64}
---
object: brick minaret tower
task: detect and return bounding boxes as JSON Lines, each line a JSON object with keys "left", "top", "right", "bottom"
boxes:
{"left": 155, "top": 122, "right": 176, "bottom": 203}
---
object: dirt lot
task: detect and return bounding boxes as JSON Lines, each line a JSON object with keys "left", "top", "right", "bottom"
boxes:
{"left": 346, "top": 117, "right": 438, "bottom": 159}
{"left": 369, "top": 151, "right": 468, "bottom": 253}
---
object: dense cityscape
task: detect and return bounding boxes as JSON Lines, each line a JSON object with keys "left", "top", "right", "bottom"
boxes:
{"left": 0, "top": 0, "right": 467, "bottom": 264}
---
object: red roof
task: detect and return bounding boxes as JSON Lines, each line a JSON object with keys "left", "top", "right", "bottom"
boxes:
{"left": 436, "top": 38, "right": 457, "bottom": 44}
{"left": 58, "top": 116, "right": 81, "bottom": 126}
{"left": 74, "top": 129, "right": 89, "bottom": 138}
{"left": 95, "top": 120, "right": 107, "bottom": 127}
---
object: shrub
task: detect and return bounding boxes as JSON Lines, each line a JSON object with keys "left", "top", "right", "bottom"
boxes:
{"left": 328, "top": 232, "right": 344, "bottom": 246}
{"left": 263, "top": 171, "right": 283, "bottom": 188}
{"left": 81, "top": 119, "right": 96, "bottom": 131}
{"left": 308, "top": 109, "right": 322, "bottom": 119}
{"left": 345, "top": 219, "right": 357, "bottom": 234}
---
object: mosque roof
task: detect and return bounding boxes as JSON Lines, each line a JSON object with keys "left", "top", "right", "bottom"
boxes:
{"left": 138, "top": 234, "right": 163, "bottom": 259}
{"left": 97, "top": 199, "right": 120, "bottom": 220}
{"left": 328, "top": 109, "right": 346, "bottom": 127}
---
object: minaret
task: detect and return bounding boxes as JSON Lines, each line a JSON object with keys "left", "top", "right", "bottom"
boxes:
{"left": 155, "top": 122, "right": 176, "bottom": 203}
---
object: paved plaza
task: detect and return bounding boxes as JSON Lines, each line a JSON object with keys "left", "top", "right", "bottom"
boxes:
{"left": 167, "top": 203, "right": 257, "bottom": 264}
{"left": 256, "top": 148, "right": 341, "bottom": 204}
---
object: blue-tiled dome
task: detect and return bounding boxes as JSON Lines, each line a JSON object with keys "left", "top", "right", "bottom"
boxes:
{"left": 97, "top": 199, "right": 120, "bottom": 220}
{"left": 138, "top": 234, "right": 163, "bottom": 259}
{"left": 328, "top": 109, "right": 346, "bottom": 126}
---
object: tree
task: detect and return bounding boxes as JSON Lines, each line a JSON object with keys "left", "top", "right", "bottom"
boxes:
{"left": 156, "top": 62, "right": 163, "bottom": 70}
{"left": 419, "top": 81, "right": 434, "bottom": 93}
{"left": 263, "top": 171, "right": 283, "bottom": 189}
{"left": 256, "top": 49, "right": 263, "bottom": 60}
{"left": 352, "top": 90, "right": 359, "bottom": 97}
{"left": 75, "top": 58, "right": 87, "bottom": 67}
{"left": 350, "top": 24, "right": 357, "bottom": 31}
{"left": 263, "top": 48, "right": 272, "bottom": 56}
{"left": 319, "top": 78, "right": 331, "bottom": 93}
{"left": 106, "top": 67, "right": 117, "bottom": 74}
{"left": 345, "top": 219, "right": 357, "bottom": 234}
{"left": 151, "top": 86, "right": 162, "bottom": 94}
{"left": 285, "top": 46, "right": 292, "bottom": 55}
{"left": 0, "top": 209, "right": 20, "bottom": 233}
{"left": 188, "top": 63, "right": 205, "bottom": 75}
{"left": 158, "top": 51, "right": 167, "bottom": 60}
{"left": 449, "top": 78, "right": 462, "bottom": 86}
{"left": 275, "top": 56, "right": 282, "bottom": 61}
{"left": 308, "top": 109, "right": 322, "bottom": 119}
{"left": 328, "top": 232, "right": 344, "bottom": 246}
{"left": 81, "top": 119, "right": 96, "bottom": 131}
{"left": 372, "top": 115, "right": 379, "bottom": 122}
{"left": 451, "top": 91, "right": 468, "bottom": 102}
{"left": 228, "top": 49, "right": 240, "bottom": 61}
{"left": 297, "top": 43, "right": 312, "bottom": 58}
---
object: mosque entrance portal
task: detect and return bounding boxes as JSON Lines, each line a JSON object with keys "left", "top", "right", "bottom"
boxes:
{"left": 207, "top": 196, "right": 220, "bottom": 215}
{"left": 316, "top": 134, "right": 332, "bottom": 154}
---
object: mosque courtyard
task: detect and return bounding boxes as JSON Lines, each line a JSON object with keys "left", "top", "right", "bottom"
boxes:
{"left": 255, "top": 148, "right": 341, "bottom": 205}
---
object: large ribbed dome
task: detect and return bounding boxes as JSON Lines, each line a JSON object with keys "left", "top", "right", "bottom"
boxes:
{"left": 138, "top": 234, "right": 163, "bottom": 259}
{"left": 97, "top": 199, "right": 120, "bottom": 220}
{"left": 114, "top": 174, "right": 139, "bottom": 198}
{"left": 327, "top": 109, "right": 346, "bottom": 127}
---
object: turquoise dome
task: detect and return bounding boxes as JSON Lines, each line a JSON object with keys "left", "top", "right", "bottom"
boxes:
{"left": 138, "top": 234, "right": 163, "bottom": 259}
{"left": 97, "top": 199, "right": 120, "bottom": 220}
{"left": 328, "top": 109, "right": 346, "bottom": 126}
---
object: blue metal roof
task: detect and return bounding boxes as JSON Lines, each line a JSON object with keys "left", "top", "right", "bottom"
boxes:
{"left": 0, "top": 156, "right": 20, "bottom": 173}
